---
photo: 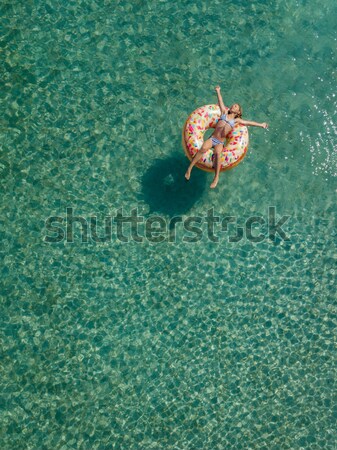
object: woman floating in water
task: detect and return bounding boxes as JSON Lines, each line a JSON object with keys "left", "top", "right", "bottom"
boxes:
{"left": 185, "top": 86, "right": 269, "bottom": 188}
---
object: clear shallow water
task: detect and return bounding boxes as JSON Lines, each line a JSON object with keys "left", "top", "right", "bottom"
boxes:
{"left": 0, "top": 0, "right": 336, "bottom": 449}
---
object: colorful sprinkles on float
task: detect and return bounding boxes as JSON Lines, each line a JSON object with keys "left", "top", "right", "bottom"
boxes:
{"left": 182, "top": 104, "right": 249, "bottom": 172}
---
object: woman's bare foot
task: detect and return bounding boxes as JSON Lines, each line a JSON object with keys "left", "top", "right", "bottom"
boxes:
{"left": 210, "top": 176, "right": 219, "bottom": 188}
{"left": 185, "top": 169, "right": 191, "bottom": 181}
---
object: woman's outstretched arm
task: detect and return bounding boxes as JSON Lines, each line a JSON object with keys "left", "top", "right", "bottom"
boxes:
{"left": 238, "top": 119, "right": 269, "bottom": 129}
{"left": 215, "top": 86, "right": 227, "bottom": 113}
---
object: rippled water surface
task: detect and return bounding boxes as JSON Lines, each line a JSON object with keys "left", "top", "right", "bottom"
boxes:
{"left": 1, "top": 0, "right": 336, "bottom": 449}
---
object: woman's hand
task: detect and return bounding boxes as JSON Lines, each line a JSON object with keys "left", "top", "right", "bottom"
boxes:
{"left": 215, "top": 86, "right": 221, "bottom": 92}
{"left": 261, "top": 122, "right": 268, "bottom": 129}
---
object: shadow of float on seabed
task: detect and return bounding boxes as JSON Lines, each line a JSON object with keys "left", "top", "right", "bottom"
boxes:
{"left": 140, "top": 155, "right": 208, "bottom": 217}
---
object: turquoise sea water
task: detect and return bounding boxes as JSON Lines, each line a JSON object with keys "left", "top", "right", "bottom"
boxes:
{"left": 1, "top": 0, "right": 336, "bottom": 449}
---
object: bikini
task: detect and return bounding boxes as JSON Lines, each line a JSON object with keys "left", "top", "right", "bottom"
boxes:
{"left": 211, "top": 114, "right": 235, "bottom": 146}
{"left": 219, "top": 114, "right": 235, "bottom": 128}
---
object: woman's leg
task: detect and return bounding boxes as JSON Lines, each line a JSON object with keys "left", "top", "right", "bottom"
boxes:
{"left": 185, "top": 138, "right": 213, "bottom": 180}
{"left": 210, "top": 144, "right": 223, "bottom": 188}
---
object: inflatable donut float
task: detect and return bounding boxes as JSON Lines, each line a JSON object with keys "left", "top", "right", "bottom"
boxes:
{"left": 182, "top": 104, "right": 249, "bottom": 172}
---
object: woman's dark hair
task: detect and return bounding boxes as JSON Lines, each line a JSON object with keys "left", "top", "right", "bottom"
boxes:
{"left": 235, "top": 104, "right": 243, "bottom": 119}
{"left": 229, "top": 104, "right": 243, "bottom": 119}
